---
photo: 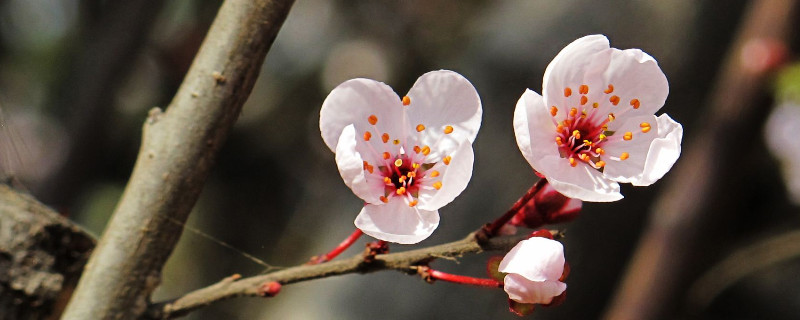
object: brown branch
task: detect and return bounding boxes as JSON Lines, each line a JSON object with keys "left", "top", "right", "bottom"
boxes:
{"left": 602, "top": 1, "right": 797, "bottom": 319}
{"left": 146, "top": 233, "right": 530, "bottom": 319}
{"left": 60, "top": 0, "right": 295, "bottom": 319}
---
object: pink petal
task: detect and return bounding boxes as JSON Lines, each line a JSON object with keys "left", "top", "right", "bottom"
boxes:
{"left": 513, "top": 89, "right": 560, "bottom": 171}
{"left": 537, "top": 155, "right": 623, "bottom": 202}
{"left": 632, "top": 114, "right": 682, "bottom": 186}
{"left": 542, "top": 35, "right": 612, "bottom": 111}
{"left": 417, "top": 140, "right": 474, "bottom": 211}
{"left": 354, "top": 199, "right": 440, "bottom": 244}
{"left": 602, "top": 114, "right": 660, "bottom": 184}
{"left": 503, "top": 274, "right": 567, "bottom": 305}
{"left": 599, "top": 48, "right": 669, "bottom": 123}
{"left": 334, "top": 125, "right": 385, "bottom": 204}
{"left": 499, "top": 237, "right": 565, "bottom": 281}
{"left": 320, "top": 78, "right": 405, "bottom": 152}
{"left": 405, "top": 70, "right": 483, "bottom": 155}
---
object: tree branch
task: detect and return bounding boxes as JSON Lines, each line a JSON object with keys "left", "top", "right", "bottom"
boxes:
{"left": 147, "top": 232, "right": 532, "bottom": 319}
{"left": 60, "top": 0, "right": 295, "bottom": 319}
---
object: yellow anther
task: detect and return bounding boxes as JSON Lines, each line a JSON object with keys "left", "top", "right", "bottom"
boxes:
{"left": 604, "top": 84, "right": 614, "bottom": 94}
{"left": 579, "top": 153, "right": 589, "bottom": 161}
{"left": 444, "top": 125, "right": 454, "bottom": 134}
{"left": 429, "top": 170, "right": 440, "bottom": 178}
{"left": 416, "top": 124, "right": 426, "bottom": 132}
{"left": 602, "top": 124, "right": 609, "bottom": 131}
{"left": 599, "top": 134, "right": 607, "bottom": 140}
{"left": 569, "top": 108, "right": 578, "bottom": 117}
{"left": 421, "top": 146, "right": 431, "bottom": 156}
{"left": 640, "top": 122, "right": 651, "bottom": 133}
{"left": 393, "top": 139, "right": 400, "bottom": 145}
{"left": 593, "top": 102, "right": 599, "bottom": 108}
{"left": 630, "top": 98, "right": 641, "bottom": 109}
{"left": 607, "top": 113, "right": 616, "bottom": 121}
{"left": 580, "top": 95, "right": 588, "bottom": 105}
{"left": 610, "top": 95, "right": 620, "bottom": 106}
{"left": 579, "top": 84, "right": 589, "bottom": 94}
{"left": 413, "top": 146, "right": 421, "bottom": 154}
{"left": 569, "top": 157, "right": 577, "bottom": 167}
{"left": 412, "top": 163, "right": 420, "bottom": 169}
{"left": 363, "top": 161, "right": 374, "bottom": 173}
{"left": 402, "top": 96, "right": 411, "bottom": 106}
{"left": 368, "top": 115, "right": 378, "bottom": 125}
{"left": 563, "top": 119, "right": 573, "bottom": 127}
{"left": 396, "top": 187, "right": 406, "bottom": 195}
{"left": 380, "top": 196, "right": 389, "bottom": 203}
{"left": 623, "top": 132, "right": 633, "bottom": 140}
{"left": 443, "top": 156, "right": 452, "bottom": 165}
{"left": 382, "top": 133, "right": 390, "bottom": 143}
{"left": 556, "top": 137, "right": 564, "bottom": 145}
{"left": 382, "top": 152, "right": 391, "bottom": 160}
{"left": 432, "top": 181, "right": 442, "bottom": 190}
{"left": 581, "top": 111, "right": 587, "bottom": 119}
{"left": 363, "top": 131, "right": 372, "bottom": 141}
{"left": 595, "top": 160, "right": 606, "bottom": 168}
{"left": 583, "top": 140, "right": 593, "bottom": 146}
{"left": 572, "top": 130, "right": 581, "bottom": 139}
{"left": 564, "top": 87, "right": 572, "bottom": 97}
{"left": 550, "top": 106, "right": 558, "bottom": 116}
{"left": 407, "top": 171, "right": 416, "bottom": 178}
{"left": 399, "top": 176, "right": 406, "bottom": 183}
{"left": 408, "top": 200, "right": 418, "bottom": 207}
{"left": 620, "top": 152, "right": 630, "bottom": 160}
{"left": 595, "top": 147, "right": 605, "bottom": 155}
{"left": 394, "top": 159, "right": 403, "bottom": 167}
{"left": 384, "top": 177, "right": 391, "bottom": 184}
{"left": 556, "top": 124, "right": 564, "bottom": 132}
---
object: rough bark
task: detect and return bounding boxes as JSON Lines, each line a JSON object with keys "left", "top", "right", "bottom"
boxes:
{"left": 60, "top": 0, "right": 295, "bottom": 319}
{"left": 0, "top": 184, "right": 94, "bottom": 319}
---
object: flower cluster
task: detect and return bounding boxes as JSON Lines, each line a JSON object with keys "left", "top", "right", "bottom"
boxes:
{"left": 319, "top": 34, "right": 681, "bottom": 315}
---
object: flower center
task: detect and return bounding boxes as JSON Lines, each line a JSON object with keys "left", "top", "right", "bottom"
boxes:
{"left": 550, "top": 84, "right": 640, "bottom": 169}
{"left": 360, "top": 96, "right": 454, "bottom": 207}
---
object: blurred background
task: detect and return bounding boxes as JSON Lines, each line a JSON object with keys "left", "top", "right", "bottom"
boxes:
{"left": 0, "top": 0, "right": 798, "bottom": 319}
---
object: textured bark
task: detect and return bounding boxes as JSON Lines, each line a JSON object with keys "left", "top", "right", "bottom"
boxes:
{"left": 60, "top": 0, "right": 295, "bottom": 319}
{"left": 0, "top": 184, "right": 94, "bottom": 319}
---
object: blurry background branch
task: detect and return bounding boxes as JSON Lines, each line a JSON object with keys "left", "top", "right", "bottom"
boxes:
{"left": 60, "top": 0, "right": 295, "bottom": 319}
{"left": 603, "top": 0, "right": 797, "bottom": 319}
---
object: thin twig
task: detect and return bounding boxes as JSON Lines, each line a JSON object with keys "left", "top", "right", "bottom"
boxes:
{"left": 146, "top": 232, "right": 528, "bottom": 319}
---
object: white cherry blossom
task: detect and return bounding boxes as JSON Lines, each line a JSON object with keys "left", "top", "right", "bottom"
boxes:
{"left": 514, "top": 35, "right": 683, "bottom": 201}
{"left": 320, "top": 70, "right": 482, "bottom": 244}
{"left": 499, "top": 237, "right": 567, "bottom": 304}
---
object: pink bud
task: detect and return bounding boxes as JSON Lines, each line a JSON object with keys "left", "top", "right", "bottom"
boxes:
{"left": 257, "top": 281, "right": 281, "bottom": 297}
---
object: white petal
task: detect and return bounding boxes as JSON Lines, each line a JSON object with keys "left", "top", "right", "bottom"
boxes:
{"left": 543, "top": 35, "right": 612, "bottom": 109}
{"left": 503, "top": 274, "right": 567, "bottom": 305}
{"left": 602, "top": 115, "right": 660, "bottom": 184}
{"left": 600, "top": 48, "right": 669, "bottom": 121}
{"left": 335, "top": 125, "right": 384, "bottom": 204}
{"left": 417, "top": 140, "right": 474, "bottom": 211}
{"left": 499, "top": 238, "right": 565, "bottom": 281}
{"left": 537, "top": 155, "right": 623, "bottom": 202}
{"left": 406, "top": 70, "right": 483, "bottom": 154}
{"left": 354, "top": 199, "right": 440, "bottom": 244}
{"left": 320, "top": 78, "right": 404, "bottom": 152}
{"left": 513, "top": 89, "right": 560, "bottom": 171}
{"left": 631, "top": 114, "right": 683, "bottom": 186}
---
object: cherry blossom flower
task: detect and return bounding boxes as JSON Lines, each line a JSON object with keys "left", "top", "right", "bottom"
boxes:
{"left": 319, "top": 70, "right": 482, "bottom": 244}
{"left": 499, "top": 237, "right": 567, "bottom": 305}
{"left": 514, "top": 35, "right": 683, "bottom": 201}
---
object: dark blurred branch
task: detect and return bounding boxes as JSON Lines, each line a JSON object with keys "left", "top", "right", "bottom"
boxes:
{"left": 147, "top": 232, "right": 534, "bottom": 319}
{"left": 37, "top": 0, "right": 165, "bottom": 208}
{"left": 60, "top": 0, "right": 295, "bottom": 319}
{"left": 0, "top": 184, "right": 94, "bottom": 319}
{"left": 602, "top": 1, "right": 796, "bottom": 319}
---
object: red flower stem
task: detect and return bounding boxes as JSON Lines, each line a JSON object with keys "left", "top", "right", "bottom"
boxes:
{"left": 427, "top": 269, "right": 503, "bottom": 288}
{"left": 484, "top": 178, "right": 548, "bottom": 237}
{"left": 309, "top": 229, "right": 363, "bottom": 264}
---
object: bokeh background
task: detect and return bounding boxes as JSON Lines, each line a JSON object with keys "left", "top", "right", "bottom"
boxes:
{"left": 0, "top": 0, "right": 798, "bottom": 319}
